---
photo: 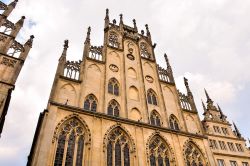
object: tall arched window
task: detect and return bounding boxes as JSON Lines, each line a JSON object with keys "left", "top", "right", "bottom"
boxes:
{"left": 106, "top": 127, "right": 132, "bottom": 166}
{"left": 83, "top": 94, "right": 98, "bottom": 112}
{"left": 107, "top": 100, "right": 120, "bottom": 117}
{"left": 148, "top": 135, "right": 173, "bottom": 166}
{"left": 147, "top": 89, "right": 157, "bottom": 106}
{"left": 169, "top": 115, "right": 180, "bottom": 131}
{"left": 108, "top": 78, "right": 119, "bottom": 96}
{"left": 184, "top": 142, "right": 206, "bottom": 166}
{"left": 150, "top": 111, "right": 161, "bottom": 126}
{"left": 54, "top": 118, "right": 89, "bottom": 166}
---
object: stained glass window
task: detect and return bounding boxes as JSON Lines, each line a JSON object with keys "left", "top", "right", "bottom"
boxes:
{"left": 53, "top": 118, "right": 86, "bottom": 166}
{"left": 76, "top": 136, "right": 84, "bottom": 166}
{"left": 184, "top": 142, "right": 205, "bottom": 166}
{"left": 54, "top": 133, "right": 66, "bottom": 166}
{"left": 149, "top": 135, "right": 172, "bottom": 166}
{"left": 107, "top": 127, "right": 131, "bottom": 166}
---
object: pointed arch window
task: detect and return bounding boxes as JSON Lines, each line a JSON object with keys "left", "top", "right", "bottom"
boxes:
{"left": 84, "top": 94, "right": 98, "bottom": 112}
{"left": 149, "top": 135, "right": 173, "bottom": 166}
{"left": 169, "top": 115, "right": 180, "bottom": 131}
{"left": 184, "top": 142, "right": 206, "bottom": 166}
{"left": 147, "top": 89, "right": 157, "bottom": 106}
{"left": 107, "top": 100, "right": 120, "bottom": 117}
{"left": 150, "top": 111, "right": 161, "bottom": 127}
{"left": 108, "top": 78, "right": 119, "bottom": 96}
{"left": 53, "top": 118, "right": 88, "bottom": 166}
{"left": 106, "top": 127, "right": 132, "bottom": 166}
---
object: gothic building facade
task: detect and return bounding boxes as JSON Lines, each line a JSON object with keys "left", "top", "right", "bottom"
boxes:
{"left": 0, "top": 0, "right": 34, "bottom": 136}
{"left": 28, "top": 9, "right": 250, "bottom": 166}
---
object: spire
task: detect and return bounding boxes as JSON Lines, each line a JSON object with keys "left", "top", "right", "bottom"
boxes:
{"left": 24, "top": 35, "right": 34, "bottom": 48}
{"left": 204, "top": 89, "right": 212, "bottom": 102}
{"left": 104, "top": 8, "right": 109, "bottom": 28}
{"left": 217, "top": 104, "right": 227, "bottom": 120}
{"left": 9, "top": 0, "right": 18, "bottom": 8}
{"left": 164, "top": 53, "right": 172, "bottom": 72}
{"left": 2, "top": 0, "right": 18, "bottom": 17}
{"left": 60, "top": 39, "right": 68, "bottom": 60}
{"left": 84, "top": 26, "right": 91, "bottom": 44}
{"left": 10, "top": 16, "right": 25, "bottom": 37}
{"left": 233, "top": 122, "right": 242, "bottom": 138}
{"left": 145, "top": 24, "right": 151, "bottom": 37}
{"left": 133, "top": 19, "right": 137, "bottom": 31}
{"left": 184, "top": 77, "right": 193, "bottom": 97}
{"left": 19, "top": 35, "right": 35, "bottom": 60}
{"left": 202, "top": 100, "right": 206, "bottom": 112}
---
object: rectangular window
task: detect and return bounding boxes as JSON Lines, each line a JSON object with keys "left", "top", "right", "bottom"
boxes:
{"left": 230, "top": 161, "right": 238, "bottom": 166}
{"left": 242, "top": 162, "right": 249, "bottom": 166}
{"left": 209, "top": 139, "right": 218, "bottom": 149}
{"left": 219, "top": 141, "right": 227, "bottom": 150}
{"left": 228, "top": 142, "right": 236, "bottom": 151}
{"left": 222, "top": 127, "right": 229, "bottom": 135}
{"left": 217, "top": 159, "right": 225, "bottom": 166}
{"left": 213, "top": 126, "right": 221, "bottom": 133}
{"left": 236, "top": 143, "right": 244, "bottom": 152}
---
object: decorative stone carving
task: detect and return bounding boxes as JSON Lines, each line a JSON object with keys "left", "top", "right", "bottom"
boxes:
{"left": 109, "top": 64, "right": 119, "bottom": 72}
{"left": 0, "top": 34, "right": 8, "bottom": 42}
{"left": 127, "top": 54, "right": 135, "bottom": 61}
{"left": 0, "top": 57, "right": 17, "bottom": 67}
{"left": 145, "top": 75, "right": 154, "bottom": 83}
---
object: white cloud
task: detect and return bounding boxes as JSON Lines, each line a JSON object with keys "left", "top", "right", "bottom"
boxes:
{"left": 0, "top": 0, "right": 250, "bottom": 165}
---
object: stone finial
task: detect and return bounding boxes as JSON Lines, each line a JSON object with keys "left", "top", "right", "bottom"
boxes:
{"left": 141, "top": 30, "right": 144, "bottom": 35}
{"left": 25, "top": 35, "right": 34, "bottom": 47}
{"left": 105, "top": 8, "right": 109, "bottom": 19}
{"left": 204, "top": 89, "right": 212, "bottom": 102}
{"left": 145, "top": 24, "right": 151, "bottom": 36}
{"left": 119, "top": 14, "right": 123, "bottom": 24}
{"left": 133, "top": 19, "right": 137, "bottom": 30}
{"left": 112, "top": 19, "right": 116, "bottom": 25}
{"left": 164, "top": 53, "right": 172, "bottom": 71}
{"left": 202, "top": 99, "right": 206, "bottom": 111}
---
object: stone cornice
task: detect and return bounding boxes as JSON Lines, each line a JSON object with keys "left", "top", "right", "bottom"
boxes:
{"left": 49, "top": 101, "right": 208, "bottom": 140}
{"left": 213, "top": 152, "right": 250, "bottom": 159}
{"left": 206, "top": 133, "right": 245, "bottom": 141}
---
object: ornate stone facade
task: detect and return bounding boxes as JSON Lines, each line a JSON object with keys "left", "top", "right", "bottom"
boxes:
{"left": 0, "top": 0, "right": 34, "bottom": 136}
{"left": 28, "top": 9, "right": 249, "bottom": 166}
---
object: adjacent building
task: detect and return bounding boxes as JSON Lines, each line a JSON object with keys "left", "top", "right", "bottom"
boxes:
{"left": 0, "top": 0, "right": 34, "bottom": 136}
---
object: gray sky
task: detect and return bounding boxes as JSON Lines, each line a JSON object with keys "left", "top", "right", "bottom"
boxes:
{"left": 0, "top": 0, "right": 250, "bottom": 165}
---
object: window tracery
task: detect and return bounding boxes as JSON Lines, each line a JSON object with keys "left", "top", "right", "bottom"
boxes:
{"left": 147, "top": 89, "right": 157, "bottom": 106}
{"left": 64, "top": 60, "right": 81, "bottom": 80}
{"left": 150, "top": 111, "right": 161, "bottom": 126}
{"left": 84, "top": 94, "right": 98, "bottom": 112}
{"left": 169, "top": 115, "right": 180, "bottom": 131}
{"left": 107, "top": 100, "right": 120, "bottom": 117}
{"left": 184, "top": 142, "right": 206, "bottom": 166}
{"left": 108, "top": 32, "right": 119, "bottom": 48}
{"left": 108, "top": 78, "right": 119, "bottom": 96}
{"left": 140, "top": 42, "right": 151, "bottom": 59}
{"left": 106, "top": 127, "right": 132, "bottom": 166}
{"left": 88, "top": 45, "right": 103, "bottom": 61}
{"left": 149, "top": 135, "right": 171, "bottom": 166}
{"left": 53, "top": 118, "right": 87, "bottom": 166}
